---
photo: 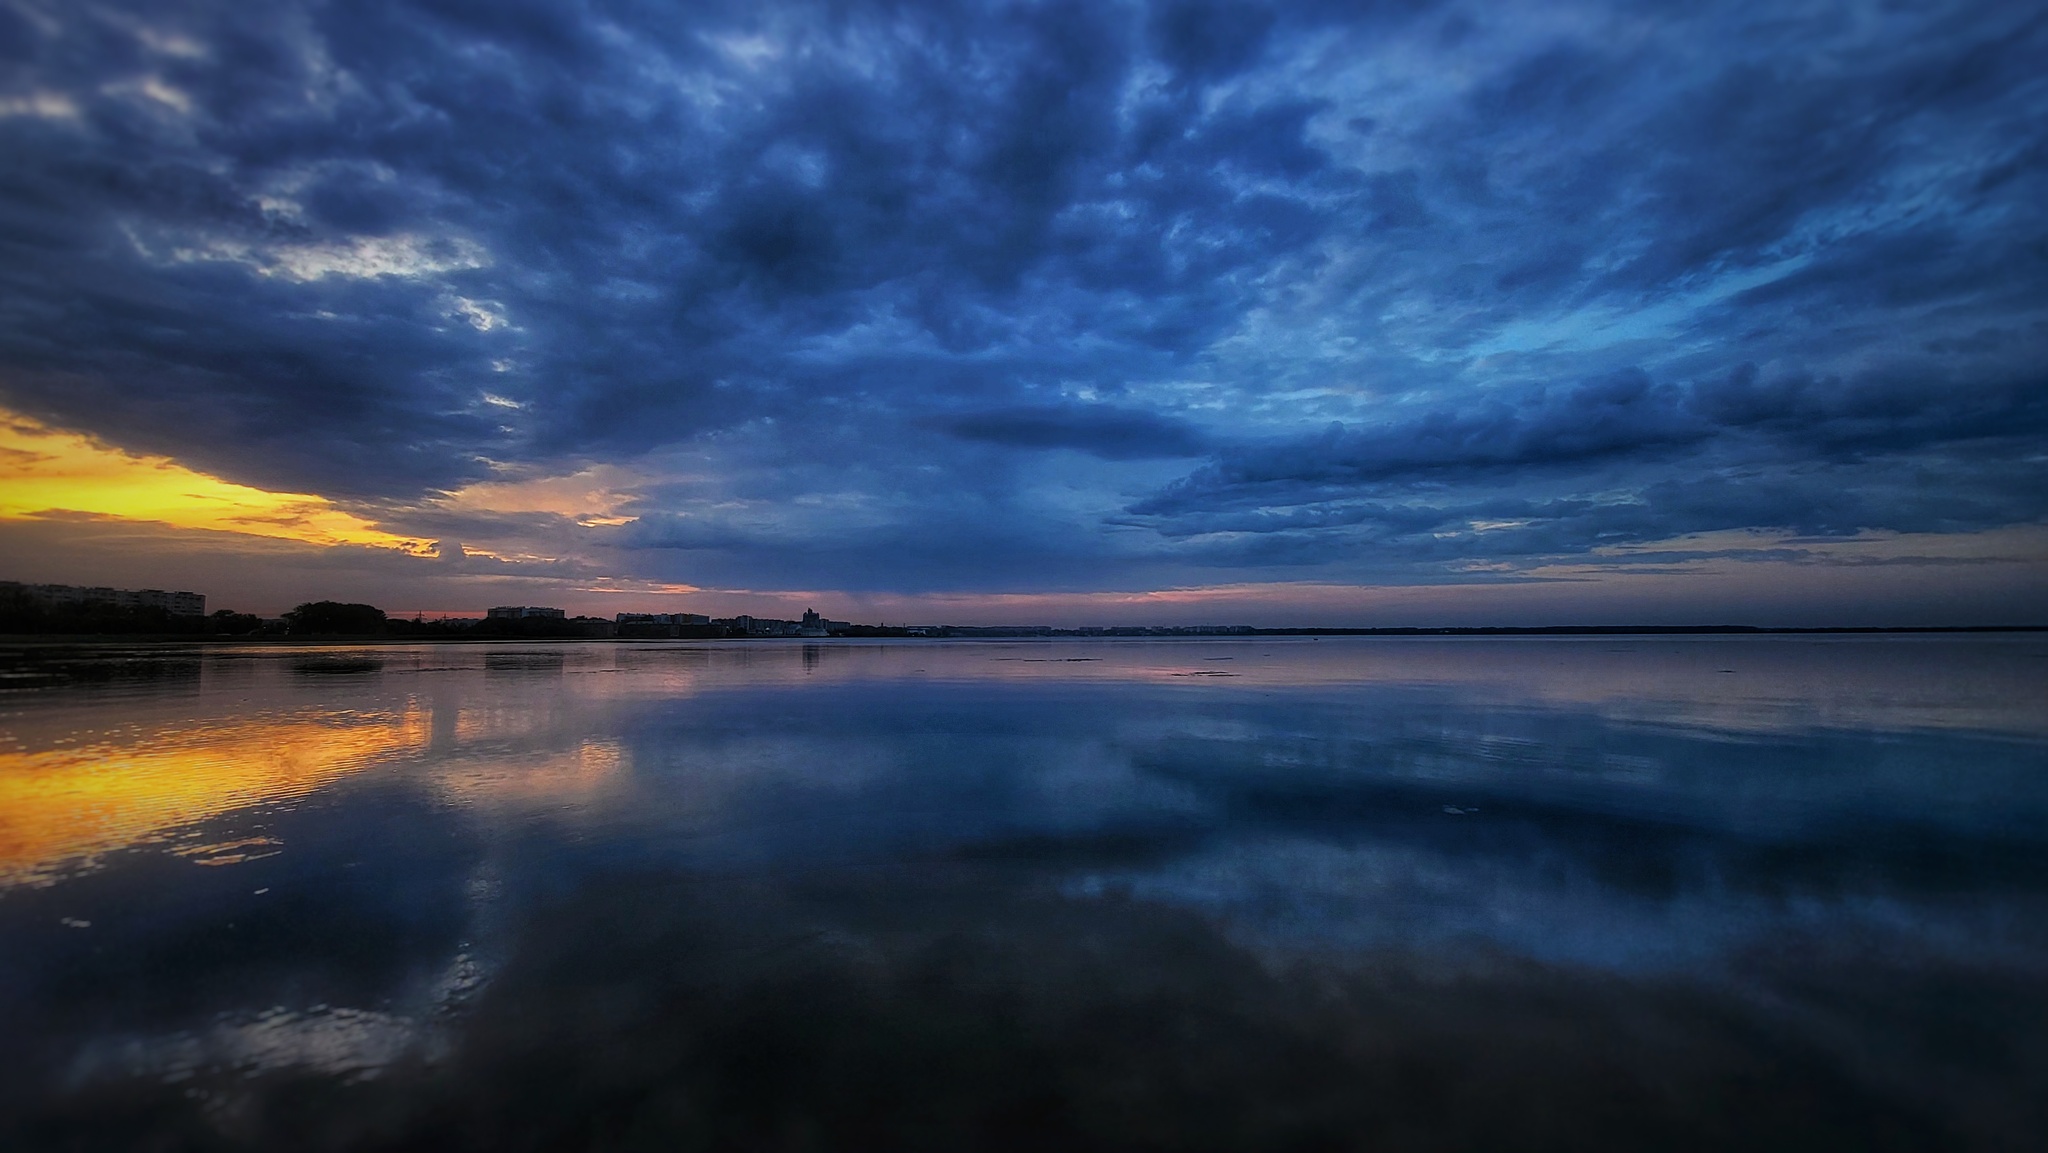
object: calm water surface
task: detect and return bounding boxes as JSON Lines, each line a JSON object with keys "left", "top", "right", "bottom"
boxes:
{"left": 1, "top": 636, "right": 2044, "bottom": 1150}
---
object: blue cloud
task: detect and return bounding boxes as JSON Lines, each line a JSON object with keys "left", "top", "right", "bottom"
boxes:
{"left": 0, "top": 0, "right": 2042, "bottom": 600}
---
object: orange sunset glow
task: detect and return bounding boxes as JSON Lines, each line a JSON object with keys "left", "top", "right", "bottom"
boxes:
{"left": 0, "top": 409, "right": 429, "bottom": 553}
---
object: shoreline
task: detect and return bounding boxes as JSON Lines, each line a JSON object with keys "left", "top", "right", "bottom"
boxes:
{"left": 0, "top": 623, "right": 2043, "bottom": 647}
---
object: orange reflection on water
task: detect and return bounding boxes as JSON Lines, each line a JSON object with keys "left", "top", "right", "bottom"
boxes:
{"left": 432, "top": 740, "right": 625, "bottom": 815}
{"left": 0, "top": 707, "right": 429, "bottom": 886}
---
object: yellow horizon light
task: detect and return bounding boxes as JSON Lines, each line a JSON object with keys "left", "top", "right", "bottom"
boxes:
{"left": 0, "top": 409, "right": 429, "bottom": 552}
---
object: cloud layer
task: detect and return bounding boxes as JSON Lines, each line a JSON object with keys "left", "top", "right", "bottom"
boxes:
{"left": 2, "top": 0, "right": 2043, "bottom": 615}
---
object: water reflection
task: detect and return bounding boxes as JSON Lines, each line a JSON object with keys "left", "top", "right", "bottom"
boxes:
{"left": 431, "top": 740, "right": 625, "bottom": 815}
{"left": 483, "top": 650, "right": 566, "bottom": 676}
{"left": 291, "top": 656, "right": 384, "bottom": 677}
{"left": 0, "top": 708, "right": 427, "bottom": 886}
{"left": 0, "top": 637, "right": 2043, "bottom": 1150}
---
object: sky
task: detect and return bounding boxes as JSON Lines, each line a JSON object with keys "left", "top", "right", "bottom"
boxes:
{"left": 1, "top": 0, "right": 2044, "bottom": 625}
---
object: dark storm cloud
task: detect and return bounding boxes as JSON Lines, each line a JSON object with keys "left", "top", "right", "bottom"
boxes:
{"left": 1126, "top": 360, "right": 2048, "bottom": 566}
{"left": 1136, "top": 369, "right": 1708, "bottom": 504}
{"left": 1, "top": 0, "right": 2043, "bottom": 593}
{"left": 1137, "top": 363, "right": 2048, "bottom": 512}
{"left": 930, "top": 403, "right": 1211, "bottom": 459}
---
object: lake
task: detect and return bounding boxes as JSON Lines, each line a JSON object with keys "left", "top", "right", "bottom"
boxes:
{"left": 2, "top": 636, "right": 2044, "bottom": 1150}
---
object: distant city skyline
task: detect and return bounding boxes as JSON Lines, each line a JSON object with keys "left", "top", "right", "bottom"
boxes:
{"left": 2, "top": 2, "right": 2043, "bottom": 625}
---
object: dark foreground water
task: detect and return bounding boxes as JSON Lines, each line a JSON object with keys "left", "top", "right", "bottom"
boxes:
{"left": 1, "top": 636, "right": 2044, "bottom": 1151}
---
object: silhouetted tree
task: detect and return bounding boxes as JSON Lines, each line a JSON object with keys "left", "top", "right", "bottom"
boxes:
{"left": 286, "top": 601, "right": 386, "bottom": 635}
{"left": 208, "top": 609, "right": 264, "bottom": 635}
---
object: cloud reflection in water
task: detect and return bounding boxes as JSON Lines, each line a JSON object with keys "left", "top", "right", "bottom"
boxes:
{"left": 0, "top": 637, "right": 2043, "bottom": 1150}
